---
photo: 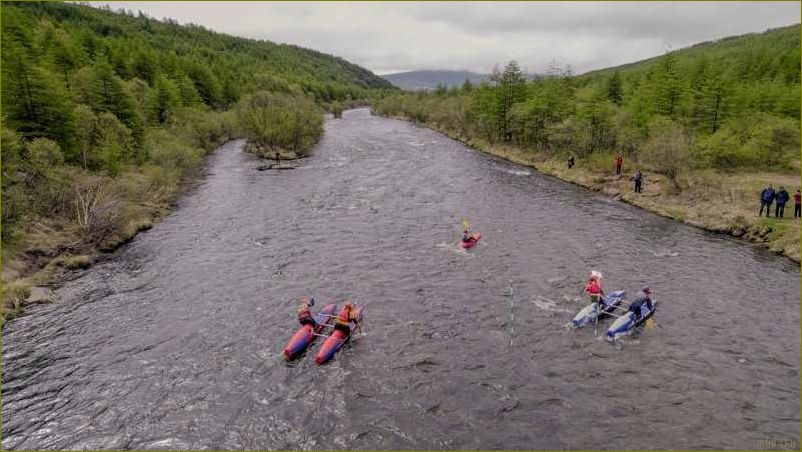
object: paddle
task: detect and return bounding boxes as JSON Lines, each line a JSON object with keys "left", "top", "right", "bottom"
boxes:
{"left": 508, "top": 281, "right": 514, "bottom": 347}
{"left": 461, "top": 219, "right": 475, "bottom": 241}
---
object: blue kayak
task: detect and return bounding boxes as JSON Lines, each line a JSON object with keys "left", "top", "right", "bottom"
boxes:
{"left": 606, "top": 299, "right": 659, "bottom": 340}
{"left": 571, "top": 290, "right": 626, "bottom": 328}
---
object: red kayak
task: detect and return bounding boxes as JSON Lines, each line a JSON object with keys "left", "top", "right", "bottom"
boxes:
{"left": 283, "top": 303, "right": 337, "bottom": 360}
{"left": 459, "top": 232, "right": 481, "bottom": 250}
{"left": 315, "top": 306, "right": 364, "bottom": 365}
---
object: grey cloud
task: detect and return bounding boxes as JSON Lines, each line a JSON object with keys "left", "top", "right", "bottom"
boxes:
{"left": 400, "top": 2, "right": 797, "bottom": 40}
{"left": 91, "top": 2, "right": 800, "bottom": 74}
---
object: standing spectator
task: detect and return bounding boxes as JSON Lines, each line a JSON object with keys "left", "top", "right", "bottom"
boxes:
{"left": 633, "top": 170, "right": 643, "bottom": 193}
{"left": 759, "top": 184, "right": 775, "bottom": 217}
{"left": 614, "top": 154, "right": 623, "bottom": 175}
{"left": 775, "top": 186, "right": 789, "bottom": 218}
{"left": 794, "top": 189, "right": 801, "bottom": 219}
{"left": 567, "top": 155, "right": 575, "bottom": 169}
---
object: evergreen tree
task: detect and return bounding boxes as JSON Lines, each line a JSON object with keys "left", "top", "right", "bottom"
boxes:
{"left": 498, "top": 60, "right": 528, "bottom": 141}
{"left": 606, "top": 71, "right": 623, "bottom": 105}
{"left": 147, "top": 74, "right": 181, "bottom": 123}
{"left": 177, "top": 74, "right": 203, "bottom": 107}
{"left": 1, "top": 44, "right": 74, "bottom": 146}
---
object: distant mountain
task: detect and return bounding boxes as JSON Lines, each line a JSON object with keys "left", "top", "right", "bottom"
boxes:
{"left": 381, "top": 70, "right": 487, "bottom": 91}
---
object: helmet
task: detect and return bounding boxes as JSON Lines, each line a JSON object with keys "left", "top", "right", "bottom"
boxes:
{"left": 589, "top": 270, "right": 603, "bottom": 280}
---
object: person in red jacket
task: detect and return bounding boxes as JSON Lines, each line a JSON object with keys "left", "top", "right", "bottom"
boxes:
{"left": 794, "top": 189, "right": 801, "bottom": 219}
{"left": 297, "top": 297, "right": 316, "bottom": 327}
{"left": 584, "top": 271, "right": 605, "bottom": 310}
{"left": 614, "top": 155, "right": 623, "bottom": 175}
{"left": 333, "top": 301, "right": 359, "bottom": 336}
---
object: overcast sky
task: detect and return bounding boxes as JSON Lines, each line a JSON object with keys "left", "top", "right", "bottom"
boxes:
{"left": 91, "top": 1, "right": 799, "bottom": 75}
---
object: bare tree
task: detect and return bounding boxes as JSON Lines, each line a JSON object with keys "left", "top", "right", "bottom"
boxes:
{"left": 73, "top": 176, "right": 121, "bottom": 243}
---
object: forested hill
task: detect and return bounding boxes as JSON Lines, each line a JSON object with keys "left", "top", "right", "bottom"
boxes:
{"left": 2, "top": 1, "right": 394, "bottom": 110}
{"left": 581, "top": 24, "right": 800, "bottom": 83}
{"left": 381, "top": 70, "right": 488, "bottom": 91}
{"left": 0, "top": 0, "right": 393, "bottom": 282}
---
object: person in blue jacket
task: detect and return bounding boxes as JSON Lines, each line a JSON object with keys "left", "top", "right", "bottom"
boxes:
{"left": 759, "top": 185, "right": 775, "bottom": 217}
{"left": 775, "top": 186, "right": 789, "bottom": 218}
{"left": 628, "top": 287, "right": 654, "bottom": 323}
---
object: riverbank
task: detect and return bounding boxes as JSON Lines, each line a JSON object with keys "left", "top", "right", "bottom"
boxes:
{"left": 0, "top": 164, "right": 199, "bottom": 324}
{"left": 377, "top": 111, "right": 801, "bottom": 262}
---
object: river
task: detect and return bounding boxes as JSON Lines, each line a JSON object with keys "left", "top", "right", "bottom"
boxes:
{"left": 2, "top": 108, "right": 799, "bottom": 450}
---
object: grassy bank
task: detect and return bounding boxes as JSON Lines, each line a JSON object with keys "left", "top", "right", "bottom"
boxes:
{"left": 0, "top": 129, "right": 233, "bottom": 325}
{"left": 379, "top": 112, "right": 800, "bottom": 262}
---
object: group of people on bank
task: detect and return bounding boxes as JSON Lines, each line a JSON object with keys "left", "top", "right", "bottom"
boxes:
{"left": 759, "top": 185, "right": 801, "bottom": 219}
{"left": 568, "top": 154, "right": 801, "bottom": 219}
{"left": 567, "top": 154, "right": 644, "bottom": 193}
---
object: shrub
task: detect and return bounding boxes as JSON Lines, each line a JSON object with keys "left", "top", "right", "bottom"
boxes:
{"left": 638, "top": 118, "right": 691, "bottom": 189}
{"left": 63, "top": 255, "right": 91, "bottom": 270}
{"left": 235, "top": 91, "right": 323, "bottom": 157}
{"left": 144, "top": 129, "right": 204, "bottom": 177}
{"left": 694, "top": 114, "right": 800, "bottom": 171}
{"left": 2, "top": 280, "right": 31, "bottom": 318}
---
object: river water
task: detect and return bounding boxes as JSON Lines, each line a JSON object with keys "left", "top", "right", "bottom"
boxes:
{"left": 2, "top": 108, "right": 799, "bottom": 450}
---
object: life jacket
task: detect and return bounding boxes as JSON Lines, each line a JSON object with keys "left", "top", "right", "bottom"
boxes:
{"left": 336, "top": 306, "right": 352, "bottom": 325}
{"left": 298, "top": 307, "right": 312, "bottom": 321}
{"left": 585, "top": 280, "right": 601, "bottom": 295}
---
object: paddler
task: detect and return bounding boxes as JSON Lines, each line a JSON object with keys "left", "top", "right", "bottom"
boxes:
{"left": 628, "top": 287, "right": 653, "bottom": 323}
{"left": 297, "top": 297, "right": 316, "bottom": 327}
{"left": 584, "top": 271, "right": 605, "bottom": 312}
{"left": 333, "top": 301, "right": 359, "bottom": 337}
{"left": 461, "top": 229, "right": 474, "bottom": 243}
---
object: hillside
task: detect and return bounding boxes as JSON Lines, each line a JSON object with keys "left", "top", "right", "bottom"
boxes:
{"left": 582, "top": 24, "right": 800, "bottom": 82}
{"left": 2, "top": 2, "right": 394, "bottom": 106}
{"left": 0, "top": 1, "right": 392, "bottom": 319}
{"left": 381, "top": 70, "right": 487, "bottom": 91}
